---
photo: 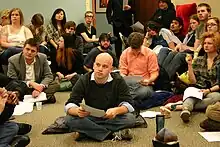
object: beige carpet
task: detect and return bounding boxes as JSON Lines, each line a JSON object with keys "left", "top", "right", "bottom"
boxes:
{"left": 14, "top": 92, "right": 220, "bottom": 147}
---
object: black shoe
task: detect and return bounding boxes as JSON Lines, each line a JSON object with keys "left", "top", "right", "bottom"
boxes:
{"left": 180, "top": 110, "right": 191, "bottom": 123}
{"left": 17, "top": 123, "right": 32, "bottom": 135}
{"left": 43, "top": 95, "right": 56, "bottom": 104}
{"left": 10, "top": 135, "right": 30, "bottom": 147}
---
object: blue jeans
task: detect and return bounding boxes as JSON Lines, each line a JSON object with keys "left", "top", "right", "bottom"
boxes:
{"left": 0, "top": 121, "right": 19, "bottom": 147}
{"left": 158, "top": 48, "right": 187, "bottom": 80}
{"left": 124, "top": 77, "right": 154, "bottom": 100}
{"left": 65, "top": 113, "right": 136, "bottom": 141}
{"left": 158, "top": 47, "right": 170, "bottom": 66}
{"left": 1, "top": 47, "right": 23, "bottom": 65}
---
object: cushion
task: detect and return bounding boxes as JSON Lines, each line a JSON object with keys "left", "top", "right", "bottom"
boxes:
{"left": 176, "top": 3, "right": 197, "bottom": 35}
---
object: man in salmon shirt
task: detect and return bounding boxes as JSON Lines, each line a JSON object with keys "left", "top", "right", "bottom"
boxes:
{"left": 119, "top": 32, "right": 159, "bottom": 106}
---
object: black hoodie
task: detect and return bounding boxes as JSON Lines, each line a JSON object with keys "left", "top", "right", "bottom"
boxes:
{"left": 150, "top": 0, "right": 176, "bottom": 29}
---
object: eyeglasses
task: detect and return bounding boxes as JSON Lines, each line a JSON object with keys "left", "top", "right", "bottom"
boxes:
{"left": 207, "top": 23, "right": 218, "bottom": 27}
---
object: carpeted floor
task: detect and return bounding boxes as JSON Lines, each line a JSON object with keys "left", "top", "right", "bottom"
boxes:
{"left": 14, "top": 92, "right": 220, "bottom": 147}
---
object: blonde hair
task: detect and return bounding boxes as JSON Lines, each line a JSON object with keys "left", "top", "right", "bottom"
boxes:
{"left": 0, "top": 9, "right": 10, "bottom": 18}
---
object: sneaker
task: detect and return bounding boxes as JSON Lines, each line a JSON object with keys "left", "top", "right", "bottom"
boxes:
{"left": 112, "top": 129, "right": 133, "bottom": 141}
{"left": 10, "top": 135, "right": 30, "bottom": 147}
{"left": 135, "top": 115, "right": 148, "bottom": 128}
{"left": 17, "top": 123, "right": 32, "bottom": 135}
{"left": 180, "top": 110, "right": 191, "bottom": 122}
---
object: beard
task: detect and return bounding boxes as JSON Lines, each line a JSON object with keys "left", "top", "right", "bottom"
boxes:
{"left": 100, "top": 44, "right": 109, "bottom": 50}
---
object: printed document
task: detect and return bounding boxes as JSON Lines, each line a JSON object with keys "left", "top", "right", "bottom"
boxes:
{"left": 80, "top": 104, "right": 105, "bottom": 117}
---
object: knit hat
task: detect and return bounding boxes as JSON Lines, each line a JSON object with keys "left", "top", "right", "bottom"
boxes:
{"left": 153, "top": 128, "right": 179, "bottom": 147}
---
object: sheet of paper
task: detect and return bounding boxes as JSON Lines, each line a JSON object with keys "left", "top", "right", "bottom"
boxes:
{"left": 80, "top": 104, "right": 106, "bottom": 117}
{"left": 183, "top": 87, "right": 203, "bottom": 101}
{"left": 140, "top": 111, "right": 161, "bottom": 118}
{"left": 13, "top": 102, "right": 34, "bottom": 116}
{"left": 130, "top": 21, "right": 144, "bottom": 32}
{"left": 199, "top": 132, "right": 220, "bottom": 142}
{"left": 123, "top": 0, "right": 128, "bottom": 10}
{"left": 23, "top": 92, "right": 47, "bottom": 103}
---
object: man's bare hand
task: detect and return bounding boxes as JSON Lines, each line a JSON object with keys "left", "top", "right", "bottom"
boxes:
{"left": 0, "top": 88, "right": 8, "bottom": 112}
{"left": 124, "top": 5, "right": 131, "bottom": 10}
{"left": 7, "top": 91, "right": 19, "bottom": 105}
{"left": 104, "top": 108, "right": 118, "bottom": 119}
{"left": 32, "top": 90, "right": 41, "bottom": 98}
{"left": 30, "top": 81, "right": 44, "bottom": 92}
{"left": 76, "top": 107, "right": 90, "bottom": 118}
{"left": 139, "top": 79, "right": 154, "bottom": 86}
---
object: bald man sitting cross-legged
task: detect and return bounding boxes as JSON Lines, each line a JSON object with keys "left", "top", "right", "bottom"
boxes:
{"left": 64, "top": 53, "right": 136, "bottom": 141}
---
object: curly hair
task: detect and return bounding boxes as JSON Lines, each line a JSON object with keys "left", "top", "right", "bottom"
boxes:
{"left": 127, "top": 32, "right": 144, "bottom": 49}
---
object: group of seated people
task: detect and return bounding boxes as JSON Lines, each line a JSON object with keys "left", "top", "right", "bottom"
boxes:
{"left": 1, "top": 1, "right": 220, "bottom": 146}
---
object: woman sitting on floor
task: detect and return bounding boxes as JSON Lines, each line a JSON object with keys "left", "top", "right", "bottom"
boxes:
{"left": 0, "top": 9, "right": 10, "bottom": 31}
{"left": 180, "top": 32, "right": 220, "bottom": 123}
{"left": 0, "top": 8, "right": 33, "bottom": 66}
{"left": 27, "top": 13, "right": 48, "bottom": 55}
{"left": 55, "top": 34, "right": 85, "bottom": 88}
{"left": 46, "top": 8, "right": 66, "bottom": 72}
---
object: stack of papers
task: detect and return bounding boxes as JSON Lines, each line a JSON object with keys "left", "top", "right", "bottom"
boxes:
{"left": 13, "top": 102, "right": 34, "bottom": 116}
{"left": 140, "top": 111, "right": 161, "bottom": 118}
{"left": 23, "top": 92, "right": 47, "bottom": 103}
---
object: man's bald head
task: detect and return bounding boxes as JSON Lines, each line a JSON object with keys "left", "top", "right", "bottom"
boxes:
{"left": 95, "top": 53, "right": 113, "bottom": 67}
{"left": 93, "top": 53, "right": 113, "bottom": 82}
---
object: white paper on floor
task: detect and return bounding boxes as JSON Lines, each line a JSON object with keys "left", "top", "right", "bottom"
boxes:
{"left": 13, "top": 102, "right": 34, "bottom": 116}
{"left": 23, "top": 92, "right": 47, "bottom": 103}
{"left": 199, "top": 132, "right": 220, "bottom": 142}
{"left": 140, "top": 111, "right": 161, "bottom": 118}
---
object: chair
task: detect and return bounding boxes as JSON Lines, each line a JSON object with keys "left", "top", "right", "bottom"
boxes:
{"left": 176, "top": 3, "right": 197, "bottom": 35}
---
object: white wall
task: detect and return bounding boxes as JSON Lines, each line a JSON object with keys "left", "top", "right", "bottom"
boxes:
{"left": 0, "top": 0, "right": 88, "bottom": 25}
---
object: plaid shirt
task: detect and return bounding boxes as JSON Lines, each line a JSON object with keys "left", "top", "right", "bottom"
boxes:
{"left": 193, "top": 54, "right": 220, "bottom": 88}
{"left": 46, "top": 21, "right": 63, "bottom": 44}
